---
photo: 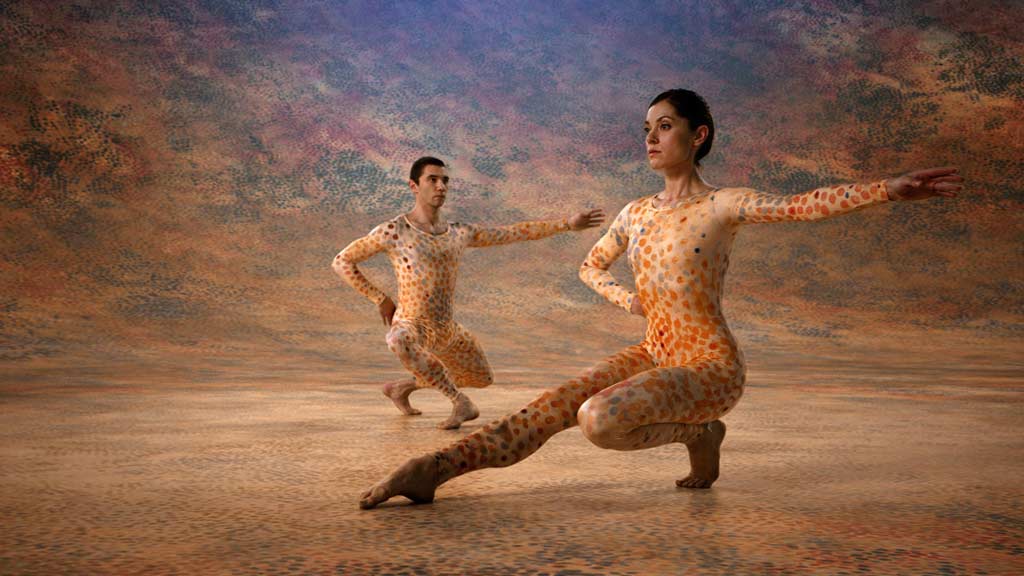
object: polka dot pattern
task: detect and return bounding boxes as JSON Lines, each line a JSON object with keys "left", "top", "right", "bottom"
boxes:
{"left": 432, "top": 181, "right": 890, "bottom": 482}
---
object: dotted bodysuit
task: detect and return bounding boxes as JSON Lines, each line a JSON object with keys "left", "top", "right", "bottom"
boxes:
{"left": 335, "top": 215, "right": 571, "bottom": 401}
{"left": 429, "top": 181, "right": 890, "bottom": 481}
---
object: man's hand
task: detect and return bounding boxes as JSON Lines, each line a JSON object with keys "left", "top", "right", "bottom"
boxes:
{"left": 569, "top": 208, "right": 606, "bottom": 231}
{"left": 378, "top": 296, "right": 397, "bottom": 327}
{"left": 630, "top": 296, "right": 645, "bottom": 317}
{"left": 886, "top": 167, "right": 963, "bottom": 201}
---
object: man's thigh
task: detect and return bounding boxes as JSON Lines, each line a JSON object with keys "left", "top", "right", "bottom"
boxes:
{"left": 435, "top": 323, "right": 493, "bottom": 389}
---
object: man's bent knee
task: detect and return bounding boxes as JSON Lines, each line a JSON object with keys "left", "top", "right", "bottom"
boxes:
{"left": 476, "top": 368, "right": 494, "bottom": 388}
{"left": 386, "top": 326, "right": 416, "bottom": 356}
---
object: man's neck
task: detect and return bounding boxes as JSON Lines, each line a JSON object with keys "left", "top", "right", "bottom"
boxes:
{"left": 407, "top": 203, "right": 442, "bottom": 224}
{"left": 405, "top": 203, "right": 447, "bottom": 234}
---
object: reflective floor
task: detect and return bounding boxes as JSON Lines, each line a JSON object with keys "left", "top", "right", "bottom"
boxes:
{"left": 2, "top": 366, "right": 1022, "bottom": 575}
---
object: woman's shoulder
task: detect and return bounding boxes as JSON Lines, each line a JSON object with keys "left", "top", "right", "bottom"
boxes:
{"left": 711, "top": 186, "right": 756, "bottom": 196}
{"left": 623, "top": 194, "right": 655, "bottom": 213}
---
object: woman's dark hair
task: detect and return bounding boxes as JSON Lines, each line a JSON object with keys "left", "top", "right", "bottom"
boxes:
{"left": 648, "top": 89, "right": 714, "bottom": 167}
{"left": 409, "top": 156, "right": 446, "bottom": 183}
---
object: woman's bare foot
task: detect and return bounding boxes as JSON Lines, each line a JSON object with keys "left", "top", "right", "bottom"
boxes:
{"left": 437, "top": 394, "right": 479, "bottom": 430}
{"left": 359, "top": 454, "right": 440, "bottom": 509}
{"left": 382, "top": 380, "right": 421, "bottom": 415}
{"left": 676, "top": 420, "right": 726, "bottom": 489}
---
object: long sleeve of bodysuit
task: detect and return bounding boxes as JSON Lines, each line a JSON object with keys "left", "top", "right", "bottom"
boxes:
{"left": 579, "top": 203, "right": 634, "bottom": 312}
{"left": 729, "top": 180, "right": 890, "bottom": 224}
{"left": 465, "top": 218, "right": 570, "bottom": 248}
{"left": 332, "top": 224, "right": 391, "bottom": 306}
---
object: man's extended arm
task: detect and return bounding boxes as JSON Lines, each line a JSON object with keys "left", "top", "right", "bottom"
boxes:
{"left": 466, "top": 209, "right": 605, "bottom": 247}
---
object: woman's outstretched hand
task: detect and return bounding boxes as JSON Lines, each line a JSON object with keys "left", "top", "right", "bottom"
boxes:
{"left": 886, "top": 167, "right": 963, "bottom": 201}
{"left": 569, "top": 208, "right": 607, "bottom": 230}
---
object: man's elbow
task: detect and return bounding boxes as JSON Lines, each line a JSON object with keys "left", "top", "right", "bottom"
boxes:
{"left": 331, "top": 252, "right": 349, "bottom": 275}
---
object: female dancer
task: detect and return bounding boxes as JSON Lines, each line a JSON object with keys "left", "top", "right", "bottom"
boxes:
{"left": 358, "top": 89, "right": 962, "bottom": 509}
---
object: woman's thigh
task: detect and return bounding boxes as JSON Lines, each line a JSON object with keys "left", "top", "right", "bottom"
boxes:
{"left": 577, "top": 356, "right": 744, "bottom": 445}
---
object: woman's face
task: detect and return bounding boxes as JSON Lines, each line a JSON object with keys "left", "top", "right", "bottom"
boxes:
{"left": 644, "top": 100, "right": 706, "bottom": 172}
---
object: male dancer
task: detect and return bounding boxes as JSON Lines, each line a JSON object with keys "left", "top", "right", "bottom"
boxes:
{"left": 333, "top": 156, "right": 605, "bottom": 429}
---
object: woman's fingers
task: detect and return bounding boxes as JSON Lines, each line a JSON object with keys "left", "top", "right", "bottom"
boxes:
{"left": 906, "top": 166, "right": 959, "bottom": 180}
{"left": 584, "top": 208, "right": 606, "bottom": 227}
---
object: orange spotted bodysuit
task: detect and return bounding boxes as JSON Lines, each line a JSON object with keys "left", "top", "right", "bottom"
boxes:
{"left": 428, "top": 181, "right": 890, "bottom": 480}
{"left": 334, "top": 215, "right": 571, "bottom": 401}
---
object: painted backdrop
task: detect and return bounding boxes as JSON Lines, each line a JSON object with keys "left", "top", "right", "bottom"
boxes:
{"left": 1, "top": 0, "right": 1021, "bottom": 386}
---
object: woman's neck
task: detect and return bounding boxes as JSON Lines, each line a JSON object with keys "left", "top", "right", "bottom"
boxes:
{"left": 658, "top": 166, "right": 714, "bottom": 203}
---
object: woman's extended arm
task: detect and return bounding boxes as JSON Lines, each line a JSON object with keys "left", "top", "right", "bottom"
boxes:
{"left": 725, "top": 167, "right": 961, "bottom": 224}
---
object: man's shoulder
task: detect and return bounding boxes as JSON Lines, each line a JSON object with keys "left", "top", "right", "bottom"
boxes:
{"left": 373, "top": 215, "right": 406, "bottom": 230}
{"left": 447, "top": 220, "right": 473, "bottom": 233}
{"left": 359, "top": 216, "right": 405, "bottom": 242}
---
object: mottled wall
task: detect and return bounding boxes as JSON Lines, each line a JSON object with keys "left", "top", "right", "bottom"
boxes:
{"left": 1, "top": 0, "right": 1021, "bottom": 382}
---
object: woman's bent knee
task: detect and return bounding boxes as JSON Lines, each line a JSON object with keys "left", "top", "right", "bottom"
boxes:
{"left": 577, "top": 396, "right": 626, "bottom": 450}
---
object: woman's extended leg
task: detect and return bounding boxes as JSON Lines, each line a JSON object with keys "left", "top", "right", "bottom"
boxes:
{"left": 358, "top": 344, "right": 655, "bottom": 509}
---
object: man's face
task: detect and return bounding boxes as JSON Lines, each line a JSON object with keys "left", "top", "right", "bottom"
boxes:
{"left": 411, "top": 165, "right": 449, "bottom": 209}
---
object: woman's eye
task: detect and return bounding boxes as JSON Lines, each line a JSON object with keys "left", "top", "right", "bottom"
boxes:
{"left": 661, "top": 123, "right": 670, "bottom": 130}
{"left": 643, "top": 127, "right": 650, "bottom": 134}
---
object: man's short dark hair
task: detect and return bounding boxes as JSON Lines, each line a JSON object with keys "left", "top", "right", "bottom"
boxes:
{"left": 410, "top": 156, "right": 446, "bottom": 183}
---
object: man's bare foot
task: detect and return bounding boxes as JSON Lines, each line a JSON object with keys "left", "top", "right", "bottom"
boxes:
{"left": 437, "top": 394, "right": 479, "bottom": 430}
{"left": 676, "top": 420, "right": 726, "bottom": 489}
{"left": 382, "top": 380, "right": 421, "bottom": 415}
{"left": 359, "top": 454, "right": 440, "bottom": 510}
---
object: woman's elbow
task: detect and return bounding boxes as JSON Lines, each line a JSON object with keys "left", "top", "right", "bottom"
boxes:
{"left": 578, "top": 262, "right": 591, "bottom": 283}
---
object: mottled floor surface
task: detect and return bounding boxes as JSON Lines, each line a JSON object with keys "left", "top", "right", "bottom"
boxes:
{"left": 2, "top": 366, "right": 1023, "bottom": 575}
